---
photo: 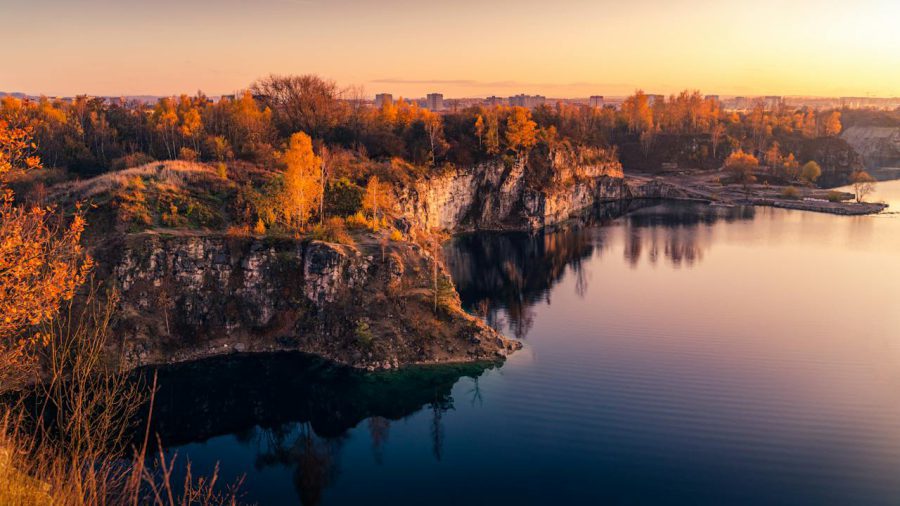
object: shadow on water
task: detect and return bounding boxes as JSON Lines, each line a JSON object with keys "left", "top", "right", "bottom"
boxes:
{"left": 446, "top": 200, "right": 755, "bottom": 339}
{"left": 135, "top": 353, "right": 492, "bottom": 445}
{"left": 127, "top": 353, "right": 494, "bottom": 505}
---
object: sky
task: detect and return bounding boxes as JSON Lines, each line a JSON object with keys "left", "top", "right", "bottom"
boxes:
{"left": 2, "top": 0, "right": 899, "bottom": 99}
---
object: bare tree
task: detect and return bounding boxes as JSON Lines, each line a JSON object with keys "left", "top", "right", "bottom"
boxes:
{"left": 850, "top": 170, "right": 876, "bottom": 203}
{"left": 251, "top": 74, "right": 347, "bottom": 140}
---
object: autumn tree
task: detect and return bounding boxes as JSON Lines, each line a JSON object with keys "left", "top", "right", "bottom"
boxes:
{"left": 710, "top": 123, "right": 726, "bottom": 158}
{"left": 251, "top": 74, "right": 347, "bottom": 140}
{"left": 150, "top": 98, "right": 178, "bottom": 159}
{"left": 764, "top": 143, "right": 782, "bottom": 169}
{"left": 724, "top": 149, "right": 758, "bottom": 196}
{"left": 0, "top": 120, "right": 91, "bottom": 387}
{"left": 849, "top": 170, "right": 876, "bottom": 203}
{"left": 505, "top": 107, "right": 537, "bottom": 157}
{"left": 362, "top": 175, "right": 392, "bottom": 222}
{"left": 800, "top": 161, "right": 822, "bottom": 184}
{"left": 421, "top": 110, "right": 447, "bottom": 166}
{"left": 781, "top": 153, "right": 800, "bottom": 180}
{"left": 621, "top": 90, "right": 653, "bottom": 133}
{"left": 484, "top": 110, "right": 501, "bottom": 156}
{"left": 824, "top": 111, "right": 842, "bottom": 137}
{"left": 474, "top": 114, "right": 485, "bottom": 149}
{"left": 278, "top": 131, "right": 323, "bottom": 231}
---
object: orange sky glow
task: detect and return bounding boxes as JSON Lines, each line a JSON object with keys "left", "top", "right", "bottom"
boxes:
{"left": 2, "top": 0, "right": 898, "bottom": 99}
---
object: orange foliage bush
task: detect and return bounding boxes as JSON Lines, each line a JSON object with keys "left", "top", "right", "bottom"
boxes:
{"left": 0, "top": 119, "right": 91, "bottom": 387}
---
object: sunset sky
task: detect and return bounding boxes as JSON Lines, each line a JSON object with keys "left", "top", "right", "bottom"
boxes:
{"left": 3, "top": 0, "right": 898, "bottom": 98}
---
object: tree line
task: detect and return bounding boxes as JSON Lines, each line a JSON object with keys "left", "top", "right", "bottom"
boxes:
{"left": 0, "top": 75, "right": 856, "bottom": 180}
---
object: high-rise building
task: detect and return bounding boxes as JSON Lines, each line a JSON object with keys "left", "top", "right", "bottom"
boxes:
{"left": 485, "top": 96, "right": 505, "bottom": 106}
{"left": 426, "top": 93, "right": 444, "bottom": 111}
{"left": 763, "top": 96, "right": 784, "bottom": 110}
{"left": 589, "top": 96, "right": 605, "bottom": 108}
{"left": 374, "top": 93, "right": 393, "bottom": 108}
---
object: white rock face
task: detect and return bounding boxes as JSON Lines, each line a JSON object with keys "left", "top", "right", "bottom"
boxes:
{"left": 396, "top": 152, "right": 625, "bottom": 232}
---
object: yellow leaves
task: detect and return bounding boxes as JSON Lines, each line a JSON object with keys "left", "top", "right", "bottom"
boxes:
{"left": 278, "top": 131, "right": 323, "bottom": 230}
{"left": 362, "top": 175, "right": 392, "bottom": 221}
{"left": 505, "top": 107, "right": 537, "bottom": 154}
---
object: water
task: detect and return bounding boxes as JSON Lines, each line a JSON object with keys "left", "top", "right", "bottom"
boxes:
{"left": 155, "top": 181, "right": 900, "bottom": 505}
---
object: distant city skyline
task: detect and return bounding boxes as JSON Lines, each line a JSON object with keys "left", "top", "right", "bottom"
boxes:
{"left": 2, "top": 0, "right": 898, "bottom": 98}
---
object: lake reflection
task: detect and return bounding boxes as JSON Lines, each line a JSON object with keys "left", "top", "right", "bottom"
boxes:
{"left": 162, "top": 182, "right": 900, "bottom": 505}
{"left": 446, "top": 202, "right": 756, "bottom": 339}
{"left": 145, "top": 355, "right": 493, "bottom": 505}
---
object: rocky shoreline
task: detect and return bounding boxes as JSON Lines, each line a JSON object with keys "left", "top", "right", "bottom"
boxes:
{"left": 624, "top": 172, "right": 889, "bottom": 216}
{"left": 103, "top": 233, "right": 520, "bottom": 373}
{"left": 95, "top": 157, "right": 887, "bottom": 374}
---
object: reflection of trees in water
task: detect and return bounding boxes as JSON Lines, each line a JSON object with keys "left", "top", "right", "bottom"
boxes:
{"left": 255, "top": 422, "right": 343, "bottom": 506}
{"left": 135, "top": 354, "right": 490, "bottom": 502}
{"left": 448, "top": 201, "right": 757, "bottom": 337}
{"left": 431, "top": 402, "right": 446, "bottom": 462}
{"left": 623, "top": 203, "right": 755, "bottom": 268}
{"left": 447, "top": 225, "right": 598, "bottom": 339}
{"left": 367, "top": 416, "right": 391, "bottom": 465}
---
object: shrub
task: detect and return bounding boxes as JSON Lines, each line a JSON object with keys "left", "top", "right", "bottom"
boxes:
{"left": 309, "top": 217, "right": 353, "bottom": 244}
{"left": 826, "top": 190, "right": 844, "bottom": 203}
{"left": 178, "top": 147, "right": 199, "bottom": 162}
{"left": 390, "top": 229, "right": 403, "bottom": 241}
{"left": 325, "top": 178, "right": 364, "bottom": 217}
{"left": 355, "top": 320, "right": 373, "bottom": 348}
{"left": 226, "top": 224, "right": 250, "bottom": 237}
{"left": 253, "top": 218, "right": 266, "bottom": 235}
{"left": 216, "top": 162, "right": 228, "bottom": 180}
{"left": 781, "top": 186, "right": 800, "bottom": 199}
{"left": 160, "top": 202, "right": 187, "bottom": 227}
{"left": 345, "top": 211, "right": 369, "bottom": 229}
{"left": 110, "top": 152, "right": 154, "bottom": 171}
{"left": 800, "top": 161, "right": 822, "bottom": 183}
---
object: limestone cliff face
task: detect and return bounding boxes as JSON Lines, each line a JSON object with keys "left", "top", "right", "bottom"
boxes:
{"left": 841, "top": 126, "right": 900, "bottom": 171}
{"left": 396, "top": 149, "right": 625, "bottom": 232}
{"left": 106, "top": 234, "right": 518, "bottom": 371}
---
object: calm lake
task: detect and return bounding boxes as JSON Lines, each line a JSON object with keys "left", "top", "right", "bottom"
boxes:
{"left": 154, "top": 180, "right": 900, "bottom": 505}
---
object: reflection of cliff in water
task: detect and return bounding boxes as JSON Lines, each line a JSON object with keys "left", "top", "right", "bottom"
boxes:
{"left": 446, "top": 201, "right": 755, "bottom": 339}
{"left": 135, "top": 353, "right": 490, "bottom": 505}
{"left": 623, "top": 202, "right": 755, "bottom": 268}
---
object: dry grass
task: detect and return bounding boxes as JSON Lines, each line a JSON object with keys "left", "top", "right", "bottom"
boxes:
{"left": 0, "top": 285, "right": 243, "bottom": 505}
{"left": 50, "top": 161, "right": 221, "bottom": 201}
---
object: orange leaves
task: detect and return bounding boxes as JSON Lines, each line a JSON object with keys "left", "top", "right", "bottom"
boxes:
{"left": 825, "top": 111, "right": 842, "bottom": 137}
{"left": 724, "top": 149, "right": 759, "bottom": 171}
{"left": 0, "top": 197, "right": 91, "bottom": 339}
{"left": 505, "top": 107, "right": 537, "bottom": 155}
{"left": 0, "top": 119, "right": 90, "bottom": 383}
{"left": 0, "top": 120, "right": 41, "bottom": 179}
{"left": 621, "top": 90, "right": 653, "bottom": 133}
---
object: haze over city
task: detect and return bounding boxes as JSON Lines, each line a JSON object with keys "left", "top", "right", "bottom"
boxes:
{"left": 2, "top": 0, "right": 898, "bottom": 98}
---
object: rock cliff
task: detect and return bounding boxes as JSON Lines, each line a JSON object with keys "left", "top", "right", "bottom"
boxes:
{"left": 841, "top": 126, "right": 900, "bottom": 172}
{"left": 103, "top": 233, "right": 519, "bottom": 371}
{"left": 396, "top": 148, "right": 626, "bottom": 232}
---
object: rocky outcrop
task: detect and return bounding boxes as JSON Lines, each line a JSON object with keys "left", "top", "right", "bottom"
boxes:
{"left": 106, "top": 233, "right": 519, "bottom": 371}
{"left": 396, "top": 148, "right": 625, "bottom": 232}
{"left": 841, "top": 126, "right": 900, "bottom": 172}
